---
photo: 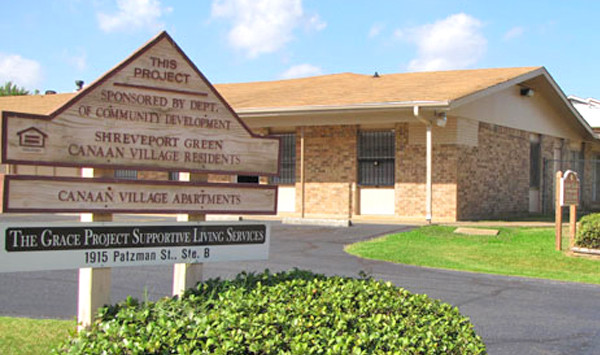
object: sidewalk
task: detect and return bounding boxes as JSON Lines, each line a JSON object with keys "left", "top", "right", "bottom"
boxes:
{"left": 442, "top": 220, "right": 556, "bottom": 228}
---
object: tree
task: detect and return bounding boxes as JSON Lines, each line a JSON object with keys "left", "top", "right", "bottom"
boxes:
{"left": 0, "top": 81, "right": 30, "bottom": 96}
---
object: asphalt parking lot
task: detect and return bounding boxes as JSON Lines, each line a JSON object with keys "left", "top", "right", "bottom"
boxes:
{"left": 1, "top": 214, "right": 599, "bottom": 354}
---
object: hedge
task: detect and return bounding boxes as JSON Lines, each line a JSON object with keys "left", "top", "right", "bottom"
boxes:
{"left": 54, "top": 269, "right": 486, "bottom": 354}
{"left": 576, "top": 213, "right": 600, "bottom": 249}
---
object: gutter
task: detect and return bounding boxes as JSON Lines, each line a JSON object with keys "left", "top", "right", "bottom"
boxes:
{"left": 235, "top": 101, "right": 449, "bottom": 117}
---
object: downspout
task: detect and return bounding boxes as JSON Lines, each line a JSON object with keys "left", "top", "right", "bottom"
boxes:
{"left": 300, "top": 127, "right": 306, "bottom": 218}
{"left": 413, "top": 106, "right": 433, "bottom": 223}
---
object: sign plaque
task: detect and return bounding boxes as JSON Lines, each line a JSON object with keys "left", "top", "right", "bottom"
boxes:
{"left": 560, "top": 170, "right": 580, "bottom": 206}
{"left": 0, "top": 222, "right": 269, "bottom": 272}
{"left": 3, "top": 175, "right": 277, "bottom": 214}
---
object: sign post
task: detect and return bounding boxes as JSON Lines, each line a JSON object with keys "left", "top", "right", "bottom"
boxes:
{"left": 172, "top": 172, "right": 207, "bottom": 297}
{"left": 78, "top": 167, "right": 113, "bottom": 330}
{"left": 555, "top": 170, "right": 580, "bottom": 251}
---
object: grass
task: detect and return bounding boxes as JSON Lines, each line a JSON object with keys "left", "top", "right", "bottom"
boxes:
{"left": 0, "top": 316, "right": 75, "bottom": 355}
{"left": 346, "top": 225, "right": 600, "bottom": 285}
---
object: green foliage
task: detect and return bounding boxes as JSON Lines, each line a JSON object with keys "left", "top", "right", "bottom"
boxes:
{"left": 576, "top": 213, "right": 600, "bottom": 249}
{"left": 54, "top": 269, "right": 486, "bottom": 354}
{"left": 0, "top": 81, "right": 30, "bottom": 96}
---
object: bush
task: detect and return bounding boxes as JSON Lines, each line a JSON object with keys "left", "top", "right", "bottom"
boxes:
{"left": 54, "top": 269, "right": 486, "bottom": 354}
{"left": 576, "top": 213, "right": 600, "bottom": 249}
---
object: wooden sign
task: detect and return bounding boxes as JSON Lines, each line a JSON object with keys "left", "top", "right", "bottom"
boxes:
{"left": 560, "top": 170, "right": 580, "bottom": 206}
{"left": 0, "top": 221, "right": 269, "bottom": 272}
{"left": 555, "top": 170, "right": 579, "bottom": 251}
{"left": 1, "top": 32, "right": 280, "bottom": 176}
{"left": 3, "top": 175, "right": 277, "bottom": 214}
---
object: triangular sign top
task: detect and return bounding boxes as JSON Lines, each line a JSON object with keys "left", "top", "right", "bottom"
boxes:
{"left": 2, "top": 31, "right": 280, "bottom": 176}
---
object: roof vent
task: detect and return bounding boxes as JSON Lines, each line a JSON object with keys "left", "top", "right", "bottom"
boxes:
{"left": 45, "top": 90, "right": 57, "bottom": 95}
{"left": 373, "top": 72, "right": 380, "bottom": 78}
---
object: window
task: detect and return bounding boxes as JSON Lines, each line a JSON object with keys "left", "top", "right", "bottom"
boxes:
{"left": 237, "top": 175, "right": 259, "bottom": 183}
{"left": 168, "top": 171, "right": 180, "bottom": 181}
{"left": 270, "top": 133, "right": 296, "bottom": 185}
{"left": 571, "top": 150, "right": 584, "bottom": 175}
{"left": 114, "top": 169, "right": 138, "bottom": 180}
{"left": 358, "top": 131, "right": 395, "bottom": 186}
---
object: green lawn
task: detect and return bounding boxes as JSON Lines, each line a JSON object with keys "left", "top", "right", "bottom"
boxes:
{"left": 346, "top": 226, "right": 600, "bottom": 284}
{"left": 0, "top": 317, "right": 75, "bottom": 355}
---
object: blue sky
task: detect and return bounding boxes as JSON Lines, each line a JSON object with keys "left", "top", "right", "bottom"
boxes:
{"left": 1, "top": 0, "right": 599, "bottom": 99}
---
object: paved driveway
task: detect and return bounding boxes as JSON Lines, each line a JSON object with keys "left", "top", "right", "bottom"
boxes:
{"left": 1, "top": 217, "right": 599, "bottom": 354}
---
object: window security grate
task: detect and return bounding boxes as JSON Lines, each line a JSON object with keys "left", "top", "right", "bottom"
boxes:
{"left": 271, "top": 133, "right": 296, "bottom": 185}
{"left": 358, "top": 131, "right": 395, "bottom": 186}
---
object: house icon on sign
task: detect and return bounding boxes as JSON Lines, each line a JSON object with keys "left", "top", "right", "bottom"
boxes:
{"left": 17, "top": 127, "right": 47, "bottom": 148}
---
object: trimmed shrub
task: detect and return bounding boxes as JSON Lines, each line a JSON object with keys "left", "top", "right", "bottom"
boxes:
{"left": 54, "top": 269, "right": 486, "bottom": 354}
{"left": 576, "top": 213, "right": 600, "bottom": 249}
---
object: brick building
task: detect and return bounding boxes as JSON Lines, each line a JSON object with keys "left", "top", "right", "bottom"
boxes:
{"left": 1, "top": 66, "right": 599, "bottom": 222}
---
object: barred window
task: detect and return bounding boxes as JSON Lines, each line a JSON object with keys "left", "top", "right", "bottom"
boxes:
{"left": 114, "top": 169, "right": 138, "bottom": 180}
{"left": 168, "top": 171, "right": 180, "bottom": 181}
{"left": 270, "top": 133, "right": 296, "bottom": 185}
{"left": 358, "top": 131, "right": 395, "bottom": 186}
{"left": 238, "top": 175, "right": 259, "bottom": 183}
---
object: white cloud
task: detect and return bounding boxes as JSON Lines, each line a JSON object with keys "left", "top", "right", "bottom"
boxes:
{"left": 97, "top": 0, "right": 172, "bottom": 33}
{"left": 63, "top": 49, "right": 87, "bottom": 72}
{"left": 397, "top": 13, "right": 487, "bottom": 72}
{"left": 211, "top": 0, "right": 326, "bottom": 58}
{"left": 369, "top": 23, "right": 384, "bottom": 38}
{"left": 280, "top": 64, "right": 323, "bottom": 79}
{"left": 0, "top": 53, "right": 42, "bottom": 89}
{"left": 306, "top": 14, "right": 327, "bottom": 32}
{"left": 503, "top": 26, "right": 524, "bottom": 41}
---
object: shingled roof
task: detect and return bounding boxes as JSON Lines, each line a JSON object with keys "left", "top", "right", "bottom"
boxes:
{"left": 0, "top": 93, "right": 75, "bottom": 115}
{"left": 214, "top": 67, "right": 542, "bottom": 110}
{"left": 0, "top": 67, "right": 543, "bottom": 115}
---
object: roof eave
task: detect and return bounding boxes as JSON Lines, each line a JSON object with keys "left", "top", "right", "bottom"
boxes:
{"left": 448, "top": 67, "right": 546, "bottom": 110}
{"left": 236, "top": 100, "right": 450, "bottom": 117}
{"left": 539, "top": 69, "right": 599, "bottom": 141}
{"left": 448, "top": 67, "right": 598, "bottom": 141}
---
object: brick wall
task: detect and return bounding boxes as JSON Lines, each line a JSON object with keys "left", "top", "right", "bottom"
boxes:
{"left": 299, "top": 125, "right": 357, "bottom": 218}
{"left": 271, "top": 121, "right": 569, "bottom": 221}
{"left": 582, "top": 145, "right": 594, "bottom": 208}
{"left": 395, "top": 123, "right": 458, "bottom": 220}
{"left": 457, "top": 123, "right": 529, "bottom": 219}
